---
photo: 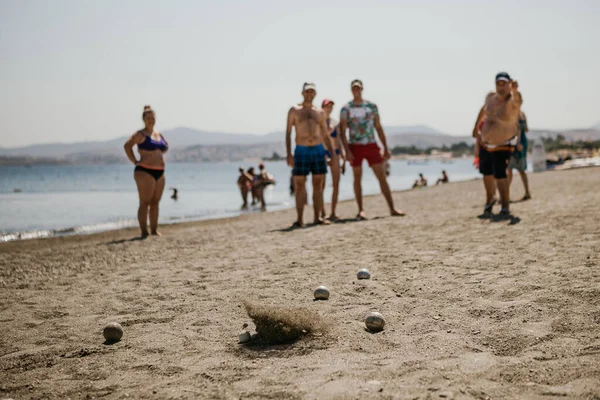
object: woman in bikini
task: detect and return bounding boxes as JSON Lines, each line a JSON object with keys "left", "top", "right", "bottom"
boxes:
{"left": 321, "top": 99, "right": 345, "bottom": 221}
{"left": 124, "top": 105, "right": 168, "bottom": 237}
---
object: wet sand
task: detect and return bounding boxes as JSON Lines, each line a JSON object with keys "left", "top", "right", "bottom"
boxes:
{"left": 1, "top": 167, "right": 599, "bottom": 399}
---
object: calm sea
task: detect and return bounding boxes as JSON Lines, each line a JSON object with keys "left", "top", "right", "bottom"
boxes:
{"left": 0, "top": 159, "right": 480, "bottom": 241}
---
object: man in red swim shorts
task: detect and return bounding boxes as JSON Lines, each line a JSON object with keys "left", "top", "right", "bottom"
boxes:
{"left": 339, "top": 79, "right": 405, "bottom": 219}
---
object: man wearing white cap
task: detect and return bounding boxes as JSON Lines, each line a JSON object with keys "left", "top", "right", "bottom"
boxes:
{"left": 286, "top": 82, "right": 335, "bottom": 228}
{"left": 339, "top": 79, "right": 405, "bottom": 219}
{"left": 472, "top": 72, "right": 523, "bottom": 216}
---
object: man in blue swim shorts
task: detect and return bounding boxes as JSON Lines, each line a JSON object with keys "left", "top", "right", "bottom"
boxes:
{"left": 286, "top": 82, "right": 336, "bottom": 228}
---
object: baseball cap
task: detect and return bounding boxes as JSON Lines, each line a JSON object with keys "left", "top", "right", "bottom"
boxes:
{"left": 351, "top": 79, "right": 363, "bottom": 88}
{"left": 303, "top": 82, "right": 316, "bottom": 91}
{"left": 495, "top": 72, "right": 511, "bottom": 82}
{"left": 321, "top": 98, "right": 334, "bottom": 107}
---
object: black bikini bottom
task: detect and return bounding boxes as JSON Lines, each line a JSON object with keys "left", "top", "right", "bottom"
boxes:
{"left": 135, "top": 165, "right": 164, "bottom": 181}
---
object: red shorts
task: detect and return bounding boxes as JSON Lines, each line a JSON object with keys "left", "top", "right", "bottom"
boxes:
{"left": 349, "top": 143, "right": 384, "bottom": 167}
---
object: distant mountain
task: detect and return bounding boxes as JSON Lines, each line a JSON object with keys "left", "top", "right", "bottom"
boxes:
{"left": 387, "top": 134, "right": 471, "bottom": 149}
{"left": 528, "top": 129, "right": 600, "bottom": 143}
{"left": 0, "top": 125, "right": 443, "bottom": 158}
{"left": 385, "top": 125, "right": 443, "bottom": 135}
{"left": 169, "top": 143, "right": 285, "bottom": 163}
{"left": 0, "top": 127, "right": 278, "bottom": 158}
{"left": 0, "top": 140, "right": 122, "bottom": 159}
{"left": 159, "top": 127, "right": 282, "bottom": 146}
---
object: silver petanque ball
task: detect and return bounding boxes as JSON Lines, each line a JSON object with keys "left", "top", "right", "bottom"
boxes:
{"left": 357, "top": 268, "right": 371, "bottom": 280}
{"left": 238, "top": 330, "right": 251, "bottom": 344}
{"left": 103, "top": 322, "right": 124, "bottom": 342}
{"left": 365, "top": 312, "right": 385, "bottom": 332}
{"left": 314, "top": 286, "right": 330, "bottom": 300}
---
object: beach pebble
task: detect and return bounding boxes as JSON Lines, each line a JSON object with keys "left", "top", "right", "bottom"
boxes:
{"left": 238, "top": 330, "right": 251, "bottom": 344}
{"left": 314, "top": 286, "right": 330, "bottom": 300}
{"left": 365, "top": 312, "right": 385, "bottom": 332}
{"left": 357, "top": 268, "right": 371, "bottom": 280}
{"left": 103, "top": 322, "right": 123, "bottom": 342}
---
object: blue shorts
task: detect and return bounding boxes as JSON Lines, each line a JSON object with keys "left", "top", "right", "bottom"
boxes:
{"left": 293, "top": 144, "right": 327, "bottom": 176}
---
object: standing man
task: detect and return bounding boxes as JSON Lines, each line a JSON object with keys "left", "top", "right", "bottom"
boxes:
{"left": 339, "top": 79, "right": 405, "bottom": 219}
{"left": 472, "top": 72, "right": 522, "bottom": 216}
{"left": 286, "top": 82, "right": 335, "bottom": 228}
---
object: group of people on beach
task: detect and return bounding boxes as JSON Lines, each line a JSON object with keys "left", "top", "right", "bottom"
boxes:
{"left": 123, "top": 72, "right": 532, "bottom": 237}
{"left": 283, "top": 74, "right": 531, "bottom": 226}
{"left": 237, "top": 164, "right": 275, "bottom": 211}
{"left": 285, "top": 80, "right": 405, "bottom": 228}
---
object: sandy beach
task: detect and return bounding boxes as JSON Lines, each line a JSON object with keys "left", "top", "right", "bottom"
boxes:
{"left": 1, "top": 167, "right": 599, "bottom": 400}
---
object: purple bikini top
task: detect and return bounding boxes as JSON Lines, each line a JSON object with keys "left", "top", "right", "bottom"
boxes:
{"left": 138, "top": 133, "right": 167, "bottom": 151}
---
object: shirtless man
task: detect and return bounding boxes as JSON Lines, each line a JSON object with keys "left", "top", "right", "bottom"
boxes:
{"left": 286, "top": 82, "right": 335, "bottom": 227}
{"left": 339, "top": 79, "right": 404, "bottom": 219}
{"left": 436, "top": 170, "right": 449, "bottom": 185}
{"left": 412, "top": 173, "right": 427, "bottom": 188}
{"left": 472, "top": 72, "right": 522, "bottom": 216}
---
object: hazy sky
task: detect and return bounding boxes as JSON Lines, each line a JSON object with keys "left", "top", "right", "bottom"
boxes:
{"left": 1, "top": 0, "right": 599, "bottom": 147}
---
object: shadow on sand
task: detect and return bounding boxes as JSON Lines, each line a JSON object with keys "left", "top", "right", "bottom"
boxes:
{"left": 100, "top": 236, "right": 148, "bottom": 245}
{"left": 269, "top": 215, "right": 387, "bottom": 233}
{"left": 232, "top": 335, "right": 330, "bottom": 359}
{"left": 477, "top": 213, "right": 521, "bottom": 225}
{"left": 509, "top": 198, "right": 532, "bottom": 204}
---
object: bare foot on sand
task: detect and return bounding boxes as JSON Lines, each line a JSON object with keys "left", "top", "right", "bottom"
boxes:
{"left": 151, "top": 231, "right": 162, "bottom": 236}
{"left": 314, "top": 218, "right": 331, "bottom": 226}
{"left": 356, "top": 211, "right": 368, "bottom": 220}
{"left": 391, "top": 209, "right": 406, "bottom": 216}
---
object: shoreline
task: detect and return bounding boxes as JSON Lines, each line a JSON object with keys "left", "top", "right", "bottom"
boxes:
{"left": 3, "top": 162, "right": 598, "bottom": 244}
{"left": 1, "top": 173, "right": 483, "bottom": 244}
